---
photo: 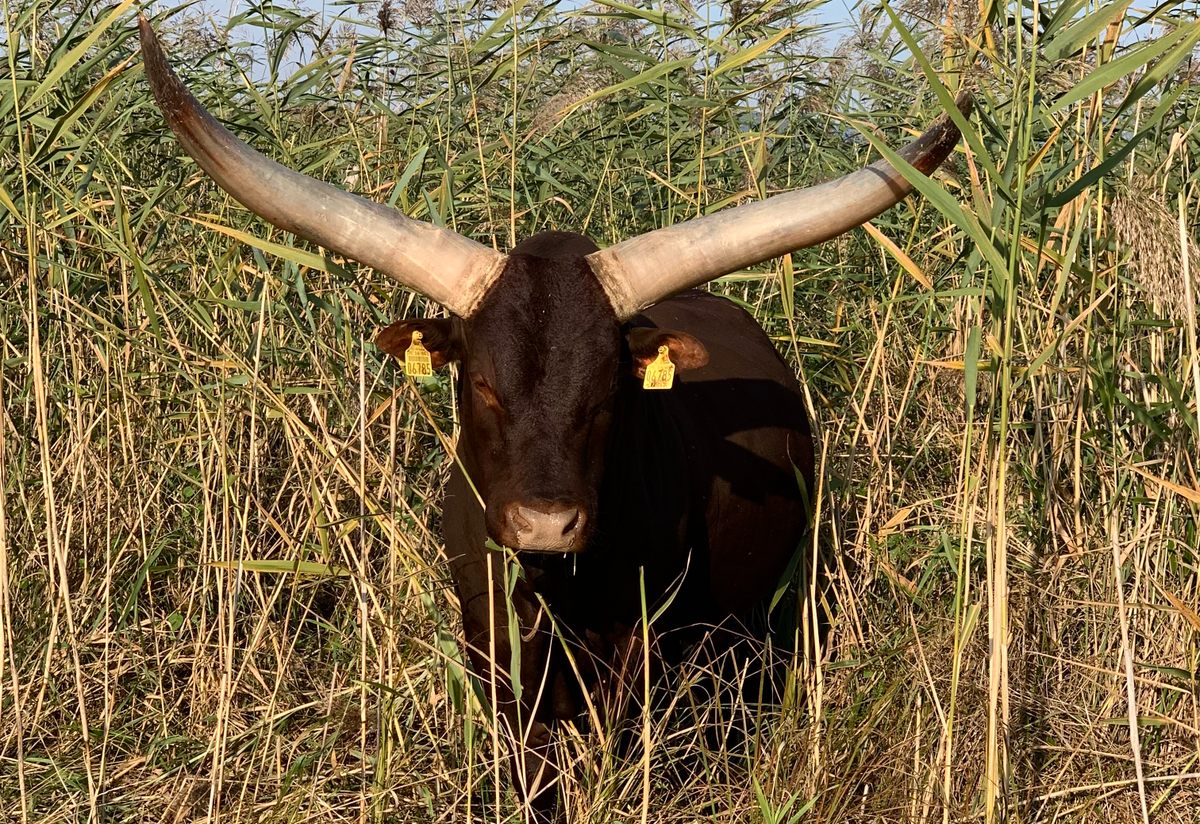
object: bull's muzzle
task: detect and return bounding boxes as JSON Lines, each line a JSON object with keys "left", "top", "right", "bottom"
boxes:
{"left": 500, "top": 500, "right": 587, "bottom": 552}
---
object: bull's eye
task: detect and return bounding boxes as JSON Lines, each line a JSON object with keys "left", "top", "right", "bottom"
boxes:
{"left": 471, "top": 375, "right": 504, "bottom": 413}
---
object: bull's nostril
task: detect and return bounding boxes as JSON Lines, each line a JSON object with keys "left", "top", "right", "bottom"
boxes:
{"left": 507, "top": 506, "right": 532, "bottom": 535}
{"left": 561, "top": 508, "right": 582, "bottom": 537}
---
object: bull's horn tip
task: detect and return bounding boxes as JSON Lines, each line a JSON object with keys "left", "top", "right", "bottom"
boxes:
{"left": 137, "top": 14, "right": 159, "bottom": 53}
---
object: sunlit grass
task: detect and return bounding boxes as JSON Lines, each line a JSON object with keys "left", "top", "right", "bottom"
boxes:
{"left": 2, "top": 0, "right": 1199, "bottom": 821}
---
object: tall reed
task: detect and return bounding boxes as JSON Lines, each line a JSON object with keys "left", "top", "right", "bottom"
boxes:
{"left": 2, "top": 0, "right": 1198, "bottom": 820}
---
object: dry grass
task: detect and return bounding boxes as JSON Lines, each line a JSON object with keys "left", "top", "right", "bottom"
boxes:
{"left": 3, "top": 1, "right": 1200, "bottom": 822}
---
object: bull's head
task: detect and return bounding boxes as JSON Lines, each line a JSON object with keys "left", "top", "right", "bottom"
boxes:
{"left": 139, "top": 15, "right": 970, "bottom": 553}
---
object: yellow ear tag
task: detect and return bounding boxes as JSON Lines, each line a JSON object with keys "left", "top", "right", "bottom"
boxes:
{"left": 404, "top": 331, "right": 433, "bottom": 378}
{"left": 642, "top": 345, "right": 675, "bottom": 390}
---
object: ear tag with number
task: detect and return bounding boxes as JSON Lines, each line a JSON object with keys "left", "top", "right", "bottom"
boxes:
{"left": 642, "top": 345, "right": 675, "bottom": 390}
{"left": 404, "top": 331, "right": 433, "bottom": 377}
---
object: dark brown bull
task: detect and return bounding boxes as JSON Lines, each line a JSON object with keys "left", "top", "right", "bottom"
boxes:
{"left": 139, "top": 15, "right": 970, "bottom": 821}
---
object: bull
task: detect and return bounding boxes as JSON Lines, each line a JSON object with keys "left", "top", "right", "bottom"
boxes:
{"left": 139, "top": 15, "right": 970, "bottom": 821}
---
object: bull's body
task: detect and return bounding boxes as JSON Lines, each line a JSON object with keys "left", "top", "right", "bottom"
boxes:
{"left": 442, "top": 232, "right": 813, "bottom": 817}
{"left": 138, "top": 18, "right": 969, "bottom": 820}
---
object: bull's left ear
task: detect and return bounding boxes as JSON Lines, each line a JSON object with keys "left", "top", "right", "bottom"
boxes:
{"left": 375, "top": 318, "right": 460, "bottom": 368}
{"left": 626, "top": 327, "right": 709, "bottom": 378}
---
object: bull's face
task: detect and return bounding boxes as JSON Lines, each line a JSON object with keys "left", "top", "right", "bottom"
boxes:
{"left": 376, "top": 250, "right": 708, "bottom": 553}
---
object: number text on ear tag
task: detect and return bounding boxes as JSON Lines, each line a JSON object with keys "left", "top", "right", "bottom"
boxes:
{"left": 404, "top": 331, "right": 433, "bottom": 377}
{"left": 642, "top": 345, "right": 675, "bottom": 390}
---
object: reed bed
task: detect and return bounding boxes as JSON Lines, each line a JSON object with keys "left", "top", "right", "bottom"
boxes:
{"left": 2, "top": 0, "right": 1199, "bottom": 821}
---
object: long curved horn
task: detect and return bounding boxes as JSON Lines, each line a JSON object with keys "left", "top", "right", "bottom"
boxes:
{"left": 138, "top": 15, "right": 506, "bottom": 317}
{"left": 587, "top": 91, "right": 973, "bottom": 319}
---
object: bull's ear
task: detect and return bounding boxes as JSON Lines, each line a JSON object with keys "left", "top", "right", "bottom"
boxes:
{"left": 375, "top": 318, "right": 460, "bottom": 368}
{"left": 626, "top": 327, "right": 709, "bottom": 378}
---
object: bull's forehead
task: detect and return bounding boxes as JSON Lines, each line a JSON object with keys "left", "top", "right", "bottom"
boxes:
{"left": 468, "top": 253, "right": 619, "bottom": 397}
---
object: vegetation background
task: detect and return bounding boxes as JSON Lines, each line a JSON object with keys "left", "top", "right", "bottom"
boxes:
{"left": 3, "top": 0, "right": 1200, "bottom": 821}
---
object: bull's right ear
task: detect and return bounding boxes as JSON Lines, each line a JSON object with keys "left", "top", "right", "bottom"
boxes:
{"left": 375, "top": 318, "right": 461, "bottom": 368}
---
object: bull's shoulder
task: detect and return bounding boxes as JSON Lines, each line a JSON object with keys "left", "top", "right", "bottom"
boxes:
{"left": 636, "top": 289, "right": 750, "bottom": 328}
